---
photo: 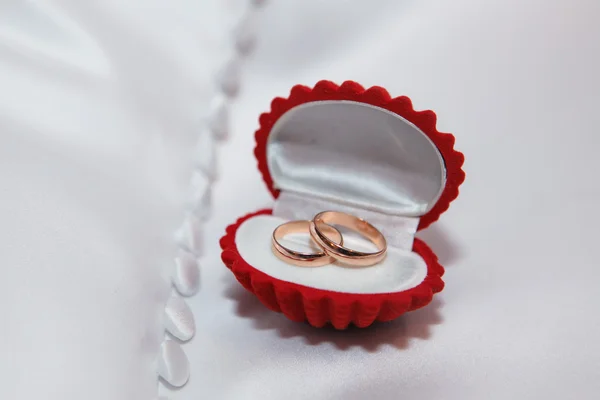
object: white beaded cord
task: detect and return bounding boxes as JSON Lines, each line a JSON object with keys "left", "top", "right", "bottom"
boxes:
{"left": 157, "top": 0, "right": 267, "bottom": 393}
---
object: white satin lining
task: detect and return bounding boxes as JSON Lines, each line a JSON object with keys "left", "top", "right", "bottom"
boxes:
{"left": 267, "top": 101, "right": 447, "bottom": 217}
{"left": 236, "top": 214, "right": 427, "bottom": 294}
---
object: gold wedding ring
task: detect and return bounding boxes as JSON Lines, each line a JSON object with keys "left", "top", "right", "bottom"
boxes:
{"left": 309, "top": 211, "right": 387, "bottom": 267}
{"left": 271, "top": 220, "right": 343, "bottom": 267}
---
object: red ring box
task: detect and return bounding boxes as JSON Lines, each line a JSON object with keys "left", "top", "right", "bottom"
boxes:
{"left": 220, "top": 80, "right": 465, "bottom": 329}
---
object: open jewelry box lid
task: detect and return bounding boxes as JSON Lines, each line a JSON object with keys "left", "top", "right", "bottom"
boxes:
{"left": 254, "top": 80, "right": 465, "bottom": 230}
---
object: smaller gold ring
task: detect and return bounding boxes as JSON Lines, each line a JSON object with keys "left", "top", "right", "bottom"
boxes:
{"left": 309, "top": 211, "right": 387, "bottom": 267}
{"left": 271, "top": 220, "right": 343, "bottom": 267}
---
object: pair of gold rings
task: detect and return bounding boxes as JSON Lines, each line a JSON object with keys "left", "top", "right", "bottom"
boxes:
{"left": 271, "top": 211, "right": 387, "bottom": 267}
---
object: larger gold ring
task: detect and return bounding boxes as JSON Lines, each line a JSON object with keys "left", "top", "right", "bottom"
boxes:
{"left": 272, "top": 220, "right": 343, "bottom": 267}
{"left": 309, "top": 211, "right": 387, "bottom": 267}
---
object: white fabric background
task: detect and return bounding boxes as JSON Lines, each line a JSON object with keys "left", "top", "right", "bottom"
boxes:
{"left": 0, "top": 1, "right": 238, "bottom": 399}
{"left": 179, "top": 1, "right": 600, "bottom": 399}
{"left": 1, "top": 0, "right": 599, "bottom": 399}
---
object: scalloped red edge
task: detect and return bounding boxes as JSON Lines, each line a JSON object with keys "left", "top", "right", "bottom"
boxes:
{"left": 220, "top": 209, "right": 445, "bottom": 330}
{"left": 253, "top": 80, "right": 466, "bottom": 230}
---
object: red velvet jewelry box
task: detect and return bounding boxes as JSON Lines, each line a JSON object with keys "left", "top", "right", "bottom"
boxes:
{"left": 220, "top": 80, "right": 465, "bottom": 329}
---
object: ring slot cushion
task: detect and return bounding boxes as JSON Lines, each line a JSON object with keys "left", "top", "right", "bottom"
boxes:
{"left": 220, "top": 80, "right": 465, "bottom": 329}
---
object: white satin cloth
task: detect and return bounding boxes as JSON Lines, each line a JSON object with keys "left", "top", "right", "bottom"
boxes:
{"left": 181, "top": 1, "right": 600, "bottom": 400}
{"left": 1, "top": 1, "right": 600, "bottom": 400}
{"left": 0, "top": 1, "right": 241, "bottom": 399}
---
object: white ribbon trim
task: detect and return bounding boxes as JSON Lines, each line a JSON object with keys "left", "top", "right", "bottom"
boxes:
{"left": 156, "top": 0, "right": 267, "bottom": 394}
